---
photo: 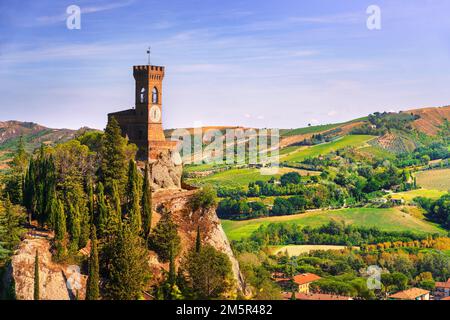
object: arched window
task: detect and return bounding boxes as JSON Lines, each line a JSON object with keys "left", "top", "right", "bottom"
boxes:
{"left": 152, "top": 87, "right": 158, "bottom": 104}
{"left": 140, "top": 87, "right": 146, "bottom": 103}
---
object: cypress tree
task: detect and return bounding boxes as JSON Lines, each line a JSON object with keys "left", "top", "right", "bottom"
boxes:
{"left": 55, "top": 199, "right": 67, "bottom": 260}
{"left": 97, "top": 183, "right": 109, "bottom": 237}
{"left": 195, "top": 226, "right": 202, "bottom": 253}
{"left": 148, "top": 210, "right": 181, "bottom": 263}
{"left": 103, "top": 223, "right": 149, "bottom": 300}
{"left": 106, "top": 180, "right": 122, "bottom": 236}
{"left": 34, "top": 250, "right": 40, "bottom": 300}
{"left": 87, "top": 180, "right": 95, "bottom": 224}
{"left": 141, "top": 164, "right": 152, "bottom": 239}
{"left": 79, "top": 207, "right": 90, "bottom": 249}
{"left": 127, "top": 160, "right": 141, "bottom": 234}
{"left": 169, "top": 244, "right": 176, "bottom": 286}
{"left": 86, "top": 226, "right": 100, "bottom": 300}
{"left": 129, "top": 183, "right": 141, "bottom": 235}
{"left": 100, "top": 117, "right": 128, "bottom": 197}
{"left": 195, "top": 225, "right": 201, "bottom": 253}
{"left": 69, "top": 204, "right": 81, "bottom": 253}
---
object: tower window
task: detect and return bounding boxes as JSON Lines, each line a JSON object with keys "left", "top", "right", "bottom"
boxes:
{"left": 140, "top": 87, "right": 146, "bottom": 103}
{"left": 152, "top": 87, "right": 158, "bottom": 104}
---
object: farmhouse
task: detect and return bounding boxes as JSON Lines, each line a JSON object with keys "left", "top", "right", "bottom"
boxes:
{"left": 293, "top": 273, "right": 321, "bottom": 294}
{"left": 388, "top": 288, "right": 430, "bottom": 300}
{"left": 434, "top": 278, "right": 450, "bottom": 300}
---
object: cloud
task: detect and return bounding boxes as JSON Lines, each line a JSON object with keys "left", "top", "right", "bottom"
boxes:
{"left": 327, "top": 110, "right": 337, "bottom": 117}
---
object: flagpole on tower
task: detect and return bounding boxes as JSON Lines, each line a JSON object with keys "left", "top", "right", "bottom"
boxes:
{"left": 147, "top": 47, "right": 151, "bottom": 65}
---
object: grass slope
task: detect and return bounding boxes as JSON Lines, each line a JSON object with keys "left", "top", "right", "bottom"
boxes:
{"left": 221, "top": 207, "right": 446, "bottom": 241}
{"left": 281, "top": 135, "right": 375, "bottom": 163}
{"left": 390, "top": 189, "right": 446, "bottom": 202}
{"left": 416, "top": 169, "right": 450, "bottom": 191}
{"left": 187, "top": 167, "right": 319, "bottom": 189}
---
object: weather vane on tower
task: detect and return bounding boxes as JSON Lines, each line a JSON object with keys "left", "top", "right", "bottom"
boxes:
{"left": 147, "top": 47, "right": 151, "bottom": 65}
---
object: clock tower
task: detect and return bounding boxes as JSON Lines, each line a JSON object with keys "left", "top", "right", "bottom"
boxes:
{"left": 108, "top": 65, "right": 177, "bottom": 161}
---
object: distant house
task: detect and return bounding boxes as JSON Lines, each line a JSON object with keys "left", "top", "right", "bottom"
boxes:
{"left": 293, "top": 273, "right": 321, "bottom": 294}
{"left": 390, "top": 198, "right": 405, "bottom": 205}
{"left": 389, "top": 288, "right": 430, "bottom": 300}
{"left": 434, "top": 279, "right": 450, "bottom": 300}
{"left": 282, "top": 292, "right": 353, "bottom": 301}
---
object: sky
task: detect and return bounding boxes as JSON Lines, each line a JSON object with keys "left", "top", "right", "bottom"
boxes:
{"left": 1, "top": 0, "right": 450, "bottom": 130}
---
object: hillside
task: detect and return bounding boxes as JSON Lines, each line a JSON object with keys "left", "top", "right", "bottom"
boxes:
{"left": 409, "top": 105, "right": 450, "bottom": 135}
{"left": 0, "top": 121, "right": 96, "bottom": 170}
{"left": 222, "top": 207, "right": 446, "bottom": 241}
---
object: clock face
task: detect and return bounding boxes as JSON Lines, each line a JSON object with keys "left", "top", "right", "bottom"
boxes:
{"left": 149, "top": 105, "right": 161, "bottom": 123}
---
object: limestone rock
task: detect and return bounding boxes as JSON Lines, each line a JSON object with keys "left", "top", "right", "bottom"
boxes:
{"left": 6, "top": 232, "right": 86, "bottom": 300}
{"left": 151, "top": 189, "right": 249, "bottom": 295}
{"left": 149, "top": 150, "right": 182, "bottom": 190}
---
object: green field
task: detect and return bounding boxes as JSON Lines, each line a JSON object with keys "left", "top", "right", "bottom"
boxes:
{"left": 390, "top": 189, "right": 446, "bottom": 202}
{"left": 281, "top": 135, "right": 375, "bottom": 163}
{"left": 221, "top": 207, "right": 446, "bottom": 241}
{"left": 358, "top": 145, "right": 395, "bottom": 159}
{"left": 186, "top": 167, "right": 319, "bottom": 189}
{"left": 280, "top": 117, "right": 368, "bottom": 137}
{"left": 416, "top": 169, "right": 450, "bottom": 191}
{"left": 269, "top": 245, "right": 359, "bottom": 256}
{"left": 280, "top": 124, "right": 341, "bottom": 137}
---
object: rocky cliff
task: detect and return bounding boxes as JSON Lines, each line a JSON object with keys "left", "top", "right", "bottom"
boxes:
{"left": 5, "top": 189, "right": 246, "bottom": 299}
{"left": 150, "top": 188, "right": 248, "bottom": 295}
{"left": 4, "top": 229, "right": 86, "bottom": 300}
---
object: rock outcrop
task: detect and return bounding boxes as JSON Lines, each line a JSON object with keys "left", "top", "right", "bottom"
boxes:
{"left": 148, "top": 150, "right": 183, "bottom": 190}
{"left": 5, "top": 230, "right": 86, "bottom": 300}
{"left": 151, "top": 189, "right": 248, "bottom": 295}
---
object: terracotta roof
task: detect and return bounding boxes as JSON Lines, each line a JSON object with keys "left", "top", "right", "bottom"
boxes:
{"left": 441, "top": 296, "right": 450, "bottom": 300}
{"left": 283, "top": 292, "right": 352, "bottom": 301}
{"left": 293, "top": 273, "right": 321, "bottom": 285}
{"left": 436, "top": 281, "right": 450, "bottom": 289}
{"left": 389, "top": 288, "right": 430, "bottom": 300}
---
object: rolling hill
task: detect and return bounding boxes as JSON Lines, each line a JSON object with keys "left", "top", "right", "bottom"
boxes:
{"left": 0, "top": 121, "right": 96, "bottom": 171}
{"left": 409, "top": 105, "right": 450, "bottom": 135}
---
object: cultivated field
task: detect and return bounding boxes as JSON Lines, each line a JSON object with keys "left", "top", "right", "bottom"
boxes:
{"left": 269, "top": 245, "right": 360, "bottom": 256}
{"left": 415, "top": 169, "right": 450, "bottom": 191}
{"left": 281, "top": 135, "right": 375, "bottom": 163}
{"left": 221, "top": 207, "right": 446, "bottom": 241}
{"left": 186, "top": 166, "right": 320, "bottom": 189}
{"left": 390, "top": 189, "right": 446, "bottom": 202}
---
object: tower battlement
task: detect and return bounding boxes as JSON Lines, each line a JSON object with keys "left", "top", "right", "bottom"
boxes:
{"left": 133, "top": 65, "right": 165, "bottom": 72}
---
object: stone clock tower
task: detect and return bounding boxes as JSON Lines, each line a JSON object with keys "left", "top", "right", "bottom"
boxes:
{"left": 108, "top": 65, "right": 177, "bottom": 161}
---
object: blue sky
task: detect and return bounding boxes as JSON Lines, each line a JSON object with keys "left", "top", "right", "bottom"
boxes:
{"left": 1, "top": 0, "right": 450, "bottom": 130}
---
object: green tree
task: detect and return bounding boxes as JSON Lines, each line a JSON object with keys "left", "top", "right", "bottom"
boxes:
{"left": 34, "top": 250, "right": 39, "bottom": 300}
{"left": 54, "top": 199, "right": 67, "bottom": 260}
{"left": 148, "top": 210, "right": 181, "bottom": 263}
{"left": 184, "top": 245, "right": 233, "bottom": 299}
{"left": 86, "top": 226, "right": 100, "bottom": 300}
{"left": 68, "top": 204, "right": 81, "bottom": 253}
{"left": 189, "top": 186, "right": 217, "bottom": 214}
{"left": 126, "top": 160, "right": 141, "bottom": 234}
{"left": 3, "top": 136, "right": 29, "bottom": 204}
{"left": 103, "top": 223, "right": 150, "bottom": 300}
{"left": 100, "top": 117, "right": 136, "bottom": 198}
{"left": 141, "top": 164, "right": 153, "bottom": 239}
{"left": 96, "top": 182, "right": 109, "bottom": 237}
{"left": 195, "top": 225, "right": 201, "bottom": 253}
{"left": 0, "top": 196, "right": 26, "bottom": 253}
